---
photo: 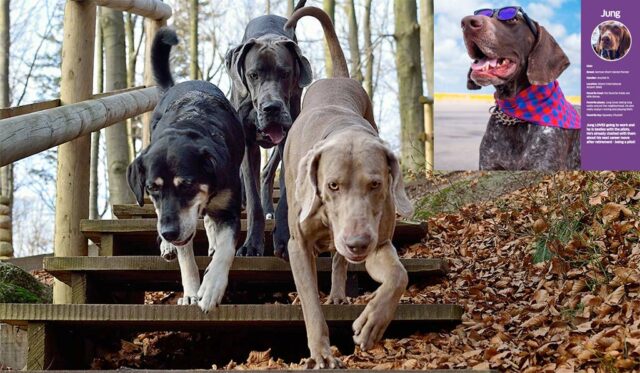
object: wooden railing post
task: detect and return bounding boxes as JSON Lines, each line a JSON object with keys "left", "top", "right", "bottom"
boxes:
{"left": 141, "top": 17, "right": 165, "bottom": 148}
{"left": 420, "top": 96, "right": 434, "bottom": 174}
{"left": 53, "top": 0, "right": 96, "bottom": 304}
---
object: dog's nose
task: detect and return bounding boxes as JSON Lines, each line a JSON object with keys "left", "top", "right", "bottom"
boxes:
{"left": 261, "top": 101, "right": 283, "bottom": 114}
{"left": 461, "top": 16, "right": 484, "bottom": 32}
{"left": 602, "top": 36, "right": 611, "bottom": 42}
{"left": 344, "top": 234, "right": 372, "bottom": 254}
{"left": 161, "top": 227, "right": 180, "bottom": 242}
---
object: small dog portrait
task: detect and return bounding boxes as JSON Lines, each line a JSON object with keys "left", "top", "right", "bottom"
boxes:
{"left": 593, "top": 21, "right": 632, "bottom": 61}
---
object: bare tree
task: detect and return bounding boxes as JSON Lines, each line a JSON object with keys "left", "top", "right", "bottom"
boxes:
{"left": 345, "top": 0, "right": 363, "bottom": 83}
{"left": 0, "top": 0, "right": 12, "bottom": 257}
{"left": 322, "top": 0, "right": 335, "bottom": 77}
{"left": 90, "top": 6, "right": 104, "bottom": 220}
{"left": 394, "top": 0, "right": 425, "bottom": 173}
{"left": 189, "top": 0, "right": 199, "bottom": 79}
{"left": 363, "top": 0, "right": 374, "bottom": 98}
{"left": 420, "top": 0, "right": 433, "bottom": 96}
{"left": 102, "top": 7, "right": 135, "bottom": 205}
{"left": 287, "top": 0, "right": 294, "bottom": 16}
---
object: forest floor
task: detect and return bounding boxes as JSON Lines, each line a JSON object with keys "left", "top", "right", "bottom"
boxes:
{"left": 42, "top": 171, "right": 640, "bottom": 372}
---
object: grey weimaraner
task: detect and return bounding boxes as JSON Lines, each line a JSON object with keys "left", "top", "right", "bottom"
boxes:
{"left": 225, "top": 0, "right": 311, "bottom": 258}
{"left": 284, "top": 7, "right": 413, "bottom": 369}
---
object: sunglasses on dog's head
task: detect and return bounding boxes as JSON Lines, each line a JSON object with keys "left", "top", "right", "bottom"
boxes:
{"left": 473, "top": 6, "right": 538, "bottom": 37}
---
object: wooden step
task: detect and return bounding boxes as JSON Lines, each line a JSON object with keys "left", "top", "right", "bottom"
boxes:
{"left": 0, "top": 303, "right": 464, "bottom": 370}
{"left": 80, "top": 219, "right": 428, "bottom": 257}
{"left": 113, "top": 203, "right": 250, "bottom": 219}
{"left": 43, "top": 256, "right": 446, "bottom": 303}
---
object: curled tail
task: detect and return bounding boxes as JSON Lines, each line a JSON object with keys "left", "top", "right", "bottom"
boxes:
{"left": 285, "top": 7, "right": 349, "bottom": 78}
{"left": 151, "top": 27, "right": 178, "bottom": 91}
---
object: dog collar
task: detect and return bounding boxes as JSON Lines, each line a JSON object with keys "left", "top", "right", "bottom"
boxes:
{"left": 495, "top": 81, "right": 580, "bottom": 129}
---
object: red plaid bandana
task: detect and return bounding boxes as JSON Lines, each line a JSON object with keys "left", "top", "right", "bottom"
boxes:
{"left": 496, "top": 81, "right": 580, "bottom": 129}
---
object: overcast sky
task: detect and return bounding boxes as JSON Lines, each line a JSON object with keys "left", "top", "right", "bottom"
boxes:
{"left": 435, "top": 0, "right": 581, "bottom": 97}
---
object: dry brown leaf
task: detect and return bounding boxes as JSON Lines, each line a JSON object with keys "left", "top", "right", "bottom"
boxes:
{"left": 606, "top": 285, "right": 626, "bottom": 304}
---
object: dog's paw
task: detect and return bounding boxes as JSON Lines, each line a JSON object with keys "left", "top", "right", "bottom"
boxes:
{"left": 272, "top": 224, "right": 289, "bottom": 261}
{"left": 160, "top": 241, "right": 177, "bottom": 262}
{"left": 303, "top": 347, "right": 344, "bottom": 369}
{"left": 196, "top": 269, "right": 228, "bottom": 313}
{"left": 325, "top": 293, "right": 347, "bottom": 305}
{"left": 177, "top": 295, "right": 198, "bottom": 305}
{"left": 352, "top": 306, "right": 393, "bottom": 350}
{"left": 236, "top": 243, "right": 264, "bottom": 256}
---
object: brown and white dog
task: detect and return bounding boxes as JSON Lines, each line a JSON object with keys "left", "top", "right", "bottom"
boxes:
{"left": 284, "top": 6, "right": 413, "bottom": 369}
{"left": 594, "top": 21, "right": 631, "bottom": 60}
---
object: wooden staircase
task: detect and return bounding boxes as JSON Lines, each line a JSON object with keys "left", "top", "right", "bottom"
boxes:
{"left": 0, "top": 194, "right": 488, "bottom": 371}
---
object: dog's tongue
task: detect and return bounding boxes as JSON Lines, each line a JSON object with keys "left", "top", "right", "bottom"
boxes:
{"left": 264, "top": 126, "right": 285, "bottom": 144}
{"left": 471, "top": 57, "right": 499, "bottom": 71}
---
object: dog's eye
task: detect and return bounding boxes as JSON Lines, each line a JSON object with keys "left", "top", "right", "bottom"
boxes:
{"left": 146, "top": 184, "right": 159, "bottom": 193}
{"left": 328, "top": 182, "right": 339, "bottom": 191}
{"left": 370, "top": 180, "right": 381, "bottom": 189}
{"left": 248, "top": 72, "right": 258, "bottom": 80}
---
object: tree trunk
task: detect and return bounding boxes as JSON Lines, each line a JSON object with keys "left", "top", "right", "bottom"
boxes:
{"left": 265, "top": 0, "right": 270, "bottom": 14}
{"left": 102, "top": 7, "right": 135, "bottom": 205}
{"left": 189, "top": 0, "right": 199, "bottom": 80}
{"left": 394, "top": 0, "right": 425, "bottom": 174}
{"left": 287, "top": 0, "right": 294, "bottom": 16}
{"left": 363, "top": 0, "right": 373, "bottom": 99}
{"left": 0, "top": 0, "right": 12, "bottom": 257}
{"left": 323, "top": 0, "right": 335, "bottom": 77}
{"left": 90, "top": 6, "right": 104, "bottom": 220}
{"left": 420, "top": 0, "right": 433, "bottom": 96}
{"left": 345, "top": 0, "right": 363, "bottom": 83}
{"left": 125, "top": 12, "right": 136, "bottom": 160}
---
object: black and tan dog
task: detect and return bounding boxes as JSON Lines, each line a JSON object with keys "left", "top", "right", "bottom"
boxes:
{"left": 127, "top": 28, "right": 244, "bottom": 312}
{"left": 463, "top": 7, "right": 581, "bottom": 170}
{"left": 225, "top": 0, "right": 311, "bottom": 259}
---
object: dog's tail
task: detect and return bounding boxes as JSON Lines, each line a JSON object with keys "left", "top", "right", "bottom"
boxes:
{"left": 151, "top": 27, "right": 179, "bottom": 91}
{"left": 285, "top": 7, "right": 349, "bottom": 78}
{"left": 292, "top": 0, "right": 307, "bottom": 13}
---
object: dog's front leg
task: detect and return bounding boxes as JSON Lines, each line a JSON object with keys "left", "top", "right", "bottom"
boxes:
{"left": 260, "top": 147, "right": 280, "bottom": 219}
{"left": 289, "top": 238, "right": 343, "bottom": 369}
{"left": 237, "top": 143, "right": 265, "bottom": 256}
{"left": 353, "top": 241, "right": 408, "bottom": 350}
{"left": 326, "top": 252, "right": 348, "bottom": 304}
{"left": 175, "top": 240, "right": 200, "bottom": 305}
{"left": 273, "top": 151, "right": 290, "bottom": 260}
{"left": 197, "top": 217, "right": 237, "bottom": 312}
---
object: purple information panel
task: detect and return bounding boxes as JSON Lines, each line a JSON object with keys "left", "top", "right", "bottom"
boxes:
{"left": 581, "top": 1, "right": 639, "bottom": 170}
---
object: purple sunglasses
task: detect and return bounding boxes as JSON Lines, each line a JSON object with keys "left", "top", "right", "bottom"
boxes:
{"left": 474, "top": 6, "right": 538, "bottom": 37}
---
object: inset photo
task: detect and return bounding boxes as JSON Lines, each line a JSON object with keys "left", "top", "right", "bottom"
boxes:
{"left": 592, "top": 20, "right": 632, "bottom": 61}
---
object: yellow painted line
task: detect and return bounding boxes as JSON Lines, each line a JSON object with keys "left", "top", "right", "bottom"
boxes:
{"left": 435, "top": 93, "right": 581, "bottom": 105}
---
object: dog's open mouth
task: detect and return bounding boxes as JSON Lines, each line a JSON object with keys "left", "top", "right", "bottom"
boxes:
{"left": 171, "top": 232, "right": 194, "bottom": 247}
{"left": 260, "top": 126, "right": 285, "bottom": 144}
{"left": 467, "top": 42, "right": 517, "bottom": 79}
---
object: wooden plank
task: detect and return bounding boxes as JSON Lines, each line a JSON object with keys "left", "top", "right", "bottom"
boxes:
{"left": 44, "top": 256, "right": 446, "bottom": 287}
{"left": 0, "top": 99, "right": 60, "bottom": 120}
{"left": 80, "top": 219, "right": 427, "bottom": 256}
{"left": 93, "top": 0, "right": 172, "bottom": 21}
{"left": 0, "top": 87, "right": 159, "bottom": 166}
{"left": 22, "top": 370, "right": 498, "bottom": 373}
{"left": 0, "top": 304, "right": 463, "bottom": 327}
{"left": 98, "top": 234, "right": 114, "bottom": 256}
{"left": 113, "top": 204, "right": 250, "bottom": 219}
{"left": 70, "top": 274, "right": 88, "bottom": 304}
{"left": 26, "top": 322, "right": 51, "bottom": 370}
{"left": 0, "top": 322, "right": 27, "bottom": 370}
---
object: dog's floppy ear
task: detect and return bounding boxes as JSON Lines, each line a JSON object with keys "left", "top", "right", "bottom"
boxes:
{"left": 527, "top": 22, "right": 570, "bottom": 85}
{"left": 127, "top": 154, "right": 146, "bottom": 207}
{"left": 295, "top": 141, "right": 329, "bottom": 223}
{"left": 279, "top": 39, "right": 313, "bottom": 87}
{"left": 619, "top": 27, "right": 631, "bottom": 56}
{"left": 382, "top": 145, "right": 413, "bottom": 218}
{"left": 225, "top": 39, "right": 257, "bottom": 97}
{"left": 467, "top": 68, "right": 481, "bottom": 90}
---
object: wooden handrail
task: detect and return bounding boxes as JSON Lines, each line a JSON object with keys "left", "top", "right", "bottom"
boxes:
{"left": 92, "top": 0, "right": 172, "bottom": 21}
{"left": 0, "top": 87, "right": 159, "bottom": 166}
{"left": 0, "top": 86, "right": 150, "bottom": 120}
